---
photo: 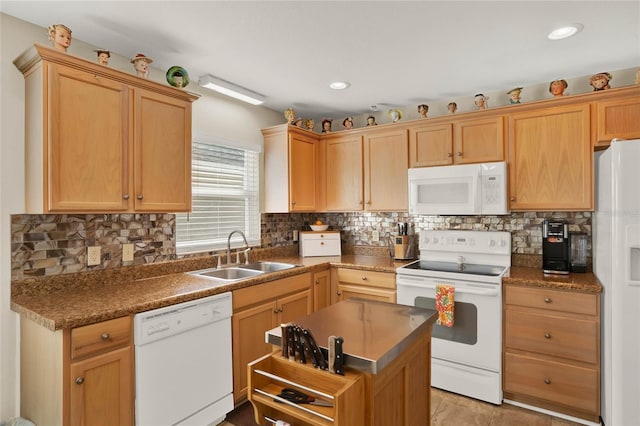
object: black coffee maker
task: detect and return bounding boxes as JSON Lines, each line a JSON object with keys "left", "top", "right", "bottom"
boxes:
{"left": 542, "top": 220, "right": 570, "bottom": 274}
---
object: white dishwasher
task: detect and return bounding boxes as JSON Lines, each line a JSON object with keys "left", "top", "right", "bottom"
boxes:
{"left": 134, "top": 292, "right": 233, "bottom": 426}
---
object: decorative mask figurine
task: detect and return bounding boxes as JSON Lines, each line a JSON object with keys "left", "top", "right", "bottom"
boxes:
{"left": 48, "top": 24, "right": 72, "bottom": 52}
{"left": 93, "top": 49, "right": 110, "bottom": 66}
{"left": 166, "top": 66, "right": 190, "bottom": 88}
{"left": 284, "top": 108, "right": 296, "bottom": 125}
{"left": 304, "top": 118, "right": 315, "bottom": 131}
{"left": 447, "top": 102, "right": 457, "bottom": 115}
{"left": 342, "top": 116, "right": 354, "bottom": 130}
{"left": 549, "top": 79, "right": 569, "bottom": 97}
{"left": 293, "top": 117, "right": 304, "bottom": 128}
{"left": 589, "top": 72, "right": 612, "bottom": 91}
{"left": 388, "top": 109, "right": 403, "bottom": 123}
{"left": 131, "top": 53, "right": 153, "bottom": 79}
{"left": 321, "top": 118, "right": 333, "bottom": 133}
{"left": 366, "top": 115, "right": 378, "bottom": 126}
{"left": 474, "top": 94, "right": 489, "bottom": 110}
{"left": 417, "top": 104, "right": 429, "bottom": 118}
{"left": 506, "top": 87, "right": 523, "bottom": 104}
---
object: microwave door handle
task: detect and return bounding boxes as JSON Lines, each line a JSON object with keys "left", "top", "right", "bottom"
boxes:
{"left": 475, "top": 169, "right": 482, "bottom": 213}
{"left": 396, "top": 280, "right": 500, "bottom": 296}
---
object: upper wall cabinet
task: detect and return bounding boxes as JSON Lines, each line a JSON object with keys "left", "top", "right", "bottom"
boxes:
{"left": 594, "top": 90, "right": 640, "bottom": 149}
{"left": 409, "top": 116, "right": 504, "bottom": 167}
{"left": 14, "top": 43, "right": 198, "bottom": 213}
{"left": 262, "top": 125, "right": 323, "bottom": 212}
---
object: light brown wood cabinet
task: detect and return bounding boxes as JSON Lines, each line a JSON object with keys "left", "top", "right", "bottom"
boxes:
{"left": 232, "top": 273, "right": 313, "bottom": 403}
{"left": 503, "top": 285, "right": 600, "bottom": 423}
{"left": 20, "top": 315, "right": 133, "bottom": 426}
{"left": 507, "top": 103, "right": 593, "bottom": 211}
{"left": 332, "top": 268, "right": 396, "bottom": 303}
{"left": 595, "top": 95, "right": 640, "bottom": 148}
{"left": 262, "top": 125, "right": 323, "bottom": 212}
{"left": 14, "top": 43, "right": 197, "bottom": 213}
{"left": 313, "top": 268, "right": 332, "bottom": 311}
{"left": 325, "top": 129, "right": 408, "bottom": 211}
{"left": 409, "top": 116, "right": 504, "bottom": 167}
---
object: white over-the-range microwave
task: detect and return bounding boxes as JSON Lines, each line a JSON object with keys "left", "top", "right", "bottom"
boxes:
{"left": 408, "top": 161, "right": 509, "bottom": 215}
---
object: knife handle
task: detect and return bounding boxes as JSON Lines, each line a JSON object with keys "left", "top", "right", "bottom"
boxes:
{"left": 294, "top": 326, "right": 306, "bottom": 364}
{"left": 287, "top": 325, "right": 295, "bottom": 361}
{"left": 334, "top": 336, "right": 344, "bottom": 375}
{"left": 281, "top": 323, "right": 288, "bottom": 358}
{"left": 328, "top": 336, "right": 336, "bottom": 373}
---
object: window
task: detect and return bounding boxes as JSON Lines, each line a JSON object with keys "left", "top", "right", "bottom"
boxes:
{"left": 176, "top": 141, "right": 260, "bottom": 254}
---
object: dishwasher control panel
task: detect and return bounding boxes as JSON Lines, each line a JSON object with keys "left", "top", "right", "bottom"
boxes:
{"left": 134, "top": 292, "right": 232, "bottom": 345}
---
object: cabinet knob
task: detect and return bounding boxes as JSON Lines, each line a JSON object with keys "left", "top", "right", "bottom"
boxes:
{"left": 320, "top": 242, "right": 324, "bottom": 245}
{"left": 137, "top": 195, "right": 143, "bottom": 200}
{"left": 447, "top": 152, "right": 452, "bottom": 158}
{"left": 278, "top": 307, "right": 283, "bottom": 313}
{"left": 100, "top": 332, "right": 110, "bottom": 341}
{"left": 544, "top": 378, "right": 551, "bottom": 385}
{"left": 315, "top": 279, "right": 320, "bottom": 285}
{"left": 122, "top": 194, "right": 130, "bottom": 200}
{"left": 273, "top": 308, "right": 279, "bottom": 314}
{"left": 337, "top": 291, "right": 342, "bottom": 296}
{"left": 544, "top": 333, "right": 551, "bottom": 339}
{"left": 75, "top": 377, "right": 85, "bottom": 385}
{"left": 291, "top": 201, "right": 296, "bottom": 206}
{"left": 457, "top": 151, "right": 462, "bottom": 157}
{"left": 366, "top": 200, "right": 371, "bottom": 205}
{"left": 361, "top": 276, "right": 368, "bottom": 281}
{"left": 510, "top": 197, "right": 516, "bottom": 202}
{"left": 544, "top": 297, "right": 552, "bottom": 303}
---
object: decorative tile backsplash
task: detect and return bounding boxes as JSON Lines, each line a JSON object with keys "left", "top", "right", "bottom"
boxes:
{"left": 11, "top": 211, "right": 590, "bottom": 280}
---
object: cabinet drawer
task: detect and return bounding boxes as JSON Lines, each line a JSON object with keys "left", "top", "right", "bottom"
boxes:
{"left": 505, "top": 286, "right": 597, "bottom": 316}
{"left": 504, "top": 352, "right": 598, "bottom": 414}
{"left": 336, "top": 268, "right": 395, "bottom": 290}
{"left": 71, "top": 316, "right": 132, "bottom": 360}
{"left": 505, "top": 310, "right": 598, "bottom": 364}
{"left": 300, "top": 232, "right": 341, "bottom": 257}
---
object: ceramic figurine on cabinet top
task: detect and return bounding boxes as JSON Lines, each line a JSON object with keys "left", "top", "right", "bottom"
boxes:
{"left": 321, "top": 118, "right": 332, "bottom": 133}
{"left": 549, "top": 79, "right": 568, "bottom": 97}
{"left": 506, "top": 87, "right": 523, "bottom": 104}
{"left": 447, "top": 102, "right": 457, "bottom": 115}
{"left": 474, "top": 94, "right": 489, "bottom": 110}
{"left": 293, "top": 117, "right": 304, "bottom": 128}
{"left": 284, "top": 108, "right": 296, "bottom": 125}
{"left": 48, "top": 24, "right": 72, "bottom": 52}
{"left": 366, "top": 115, "right": 378, "bottom": 126}
{"left": 417, "top": 104, "right": 429, "bottom": 118}
{"left": 589, "top": 72, "right": 612, "bottom": 91}
{"left": 304, "top": 118, "right": 315, "bottom": 131}
{"left": 342, "top": 116, "right": 354, "bottom": 129}
{"left": 388, "top": 109, "right": 403, "bottom": 123}
{"left": 166, "top": 66, "right": 190, "bottom": 88}
{"left": 93, "top": 49, "right": 110, "bottom": 65}
{"left": 131, "top": 53, "right": 153, "bottom": 78}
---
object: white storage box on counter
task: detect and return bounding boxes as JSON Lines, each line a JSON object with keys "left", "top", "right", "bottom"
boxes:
{"left": 299, "top": 231, "right": 341, "bottom": 257}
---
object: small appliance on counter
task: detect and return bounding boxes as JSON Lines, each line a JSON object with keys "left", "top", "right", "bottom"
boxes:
{"left": 388, "top": 222, "right": 416, "bottom": 260}
{"left": 569, "top": 232, "right": 588, "bottom": 273}
{"left": 300, "top": 231, "right": 341, "bottom": 257}
{"left": 542, "top": 220, "right": 569, "bottom": 274}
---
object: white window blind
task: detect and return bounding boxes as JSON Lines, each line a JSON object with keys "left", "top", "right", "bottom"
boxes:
{"left": 176, "top": 141, "right": 260, "bottom": 254}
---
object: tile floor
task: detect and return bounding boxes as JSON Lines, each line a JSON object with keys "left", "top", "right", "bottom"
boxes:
{"left": 220, "top": 388, "right": 586, "bottom": 425}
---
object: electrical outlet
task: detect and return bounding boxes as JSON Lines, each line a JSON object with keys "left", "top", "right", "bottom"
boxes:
{"left": 122, "top": 243, "right": 134, "bottom": 262}
{"left": 87, "top": 246, "right": 101, "bottom": 266}
{"left": 372, "top": 230, "right": 380, "bottom": 242}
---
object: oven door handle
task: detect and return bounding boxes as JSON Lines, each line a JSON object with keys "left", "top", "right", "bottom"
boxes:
{"left": 396, "top": 280, "right": 500, "bottom": 297}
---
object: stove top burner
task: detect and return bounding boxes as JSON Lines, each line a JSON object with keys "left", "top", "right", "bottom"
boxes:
{"left": 402, "top": 259, "right": 505, "bottom": 277}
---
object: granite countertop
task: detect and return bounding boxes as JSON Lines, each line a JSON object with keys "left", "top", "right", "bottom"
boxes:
{"left": 505, "top": 266, "right": 602, "bottom": 294}
{"left": 11, "top": 254, "right": 408, "bottom": 331}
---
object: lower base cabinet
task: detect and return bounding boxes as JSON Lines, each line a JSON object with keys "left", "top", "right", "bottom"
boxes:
{"left": 332, "top": 268, "right": 396, "bottom": 304}
{"left": 20, "top": 315, "right": 134, "bottom": 426}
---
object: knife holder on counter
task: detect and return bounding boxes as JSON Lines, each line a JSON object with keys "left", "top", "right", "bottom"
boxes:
{"left": 248, "top": 351, "right": 364, "bottom": 426}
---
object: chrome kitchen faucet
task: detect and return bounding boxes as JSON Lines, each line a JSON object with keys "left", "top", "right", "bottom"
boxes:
{"left": 227, "top": 230, "right": 250, "bottom": 265}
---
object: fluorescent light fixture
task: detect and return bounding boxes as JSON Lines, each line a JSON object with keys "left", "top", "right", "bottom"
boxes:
{"left": 548, "top": 23, "right": 583, "bottom": 40}
{"left": 329, "top": 81, "right": 350, "bottom": 90}
{"left": 198, "top": 74, "right": 265, "bottom": 105}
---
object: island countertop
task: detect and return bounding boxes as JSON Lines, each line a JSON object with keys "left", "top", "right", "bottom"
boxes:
{"left": 266, "top": 298, "right": 437, "bottom": 374}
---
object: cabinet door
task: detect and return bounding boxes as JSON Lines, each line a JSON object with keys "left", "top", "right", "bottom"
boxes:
{"left": 48, "top": 63, "right": 129, "bottom": 212}
{"left": 409, "top": 123, "right": 453, "bottom": 167}
{"left": 595, "top": 97, "right": 640, "bottom": 147}
{"left": 289, "top": 132, "right": 317, "bottom": 211}
{"left": 69, "top": 346, "right": 133, "bottom": 426}
{"left": 508, "top": 104, "right": 592, "bottom": 211}
{"left": 232, "top": 299, "right": 277, "bottom": 403}
{"left": 134, "top": 88, "right": 192, "bottom": 212}
{"left": 454, "top": 116, "right": 504, "bottom": 164}
{"left": 277, "top": 289, "right": 313, "bottom": 324}
{"left": 337, "top": 284, "right": 396, "bottom": 303}
{"left": 364, "top": 129, "right": 409, "bottom": 211}
{"left": 326, "top": 135, "right": 363, "bottom": 211}
{"left": 313, "top": 269, "right": 331, "bottom": 311}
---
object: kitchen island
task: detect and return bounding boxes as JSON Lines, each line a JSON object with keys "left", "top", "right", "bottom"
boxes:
{"left": 248, "top": 298, "right": 437, "bottom": 426}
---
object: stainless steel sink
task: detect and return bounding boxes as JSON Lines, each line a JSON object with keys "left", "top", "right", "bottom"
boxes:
{"left": 188, "top": 267, "right": 264, "bottom": 282}
{"left": 238, "top": 261, "right": 298, "bottom": 273}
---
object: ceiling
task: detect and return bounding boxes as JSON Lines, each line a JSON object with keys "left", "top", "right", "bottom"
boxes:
{"left": 2, "top": 1, "right": 639, "bottom": 119}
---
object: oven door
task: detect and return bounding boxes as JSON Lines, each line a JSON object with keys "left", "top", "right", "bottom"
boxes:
{"left": 396, "top": 273, "right": 501, "bottom": 372}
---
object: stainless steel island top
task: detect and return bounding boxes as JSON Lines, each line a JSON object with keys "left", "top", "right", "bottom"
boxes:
{"left": 266, "top": 298, "right": 437, "bottom": 374}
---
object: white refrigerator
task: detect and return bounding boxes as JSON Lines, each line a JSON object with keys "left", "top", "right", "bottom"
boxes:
{"left": 594, "top": 139, "right": 640, "bottom": 426}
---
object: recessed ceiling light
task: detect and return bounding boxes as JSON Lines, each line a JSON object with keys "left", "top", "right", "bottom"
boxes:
{"left": 548, "top": 23, "right": 583, "bottom": 40}
{"left": 329, "top": 81, "right": 350, "bottom": 90}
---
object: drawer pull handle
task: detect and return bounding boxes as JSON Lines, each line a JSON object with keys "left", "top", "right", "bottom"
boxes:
{"left": 137, "top": 195, "right": 143, "bottom": 200}
{"left": 75, "top": 377, "right": 85, "bottom": 385}
{"left": 544, "top": 298, "right": 552, "bottom": 303}
{"left": 123, "top": 194, "right": 130, "bottom": 200}
{"left": 100, "top": 332, "right": 110, "bottom": 340}
{"left": 361, "top": 276, "right": 368, "bottom": 281}
{"left": 544, "top": 378, "right": 551, "bottom": 385}
{"left": 544, "top": 333, "right": 551, "bottom": 339}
